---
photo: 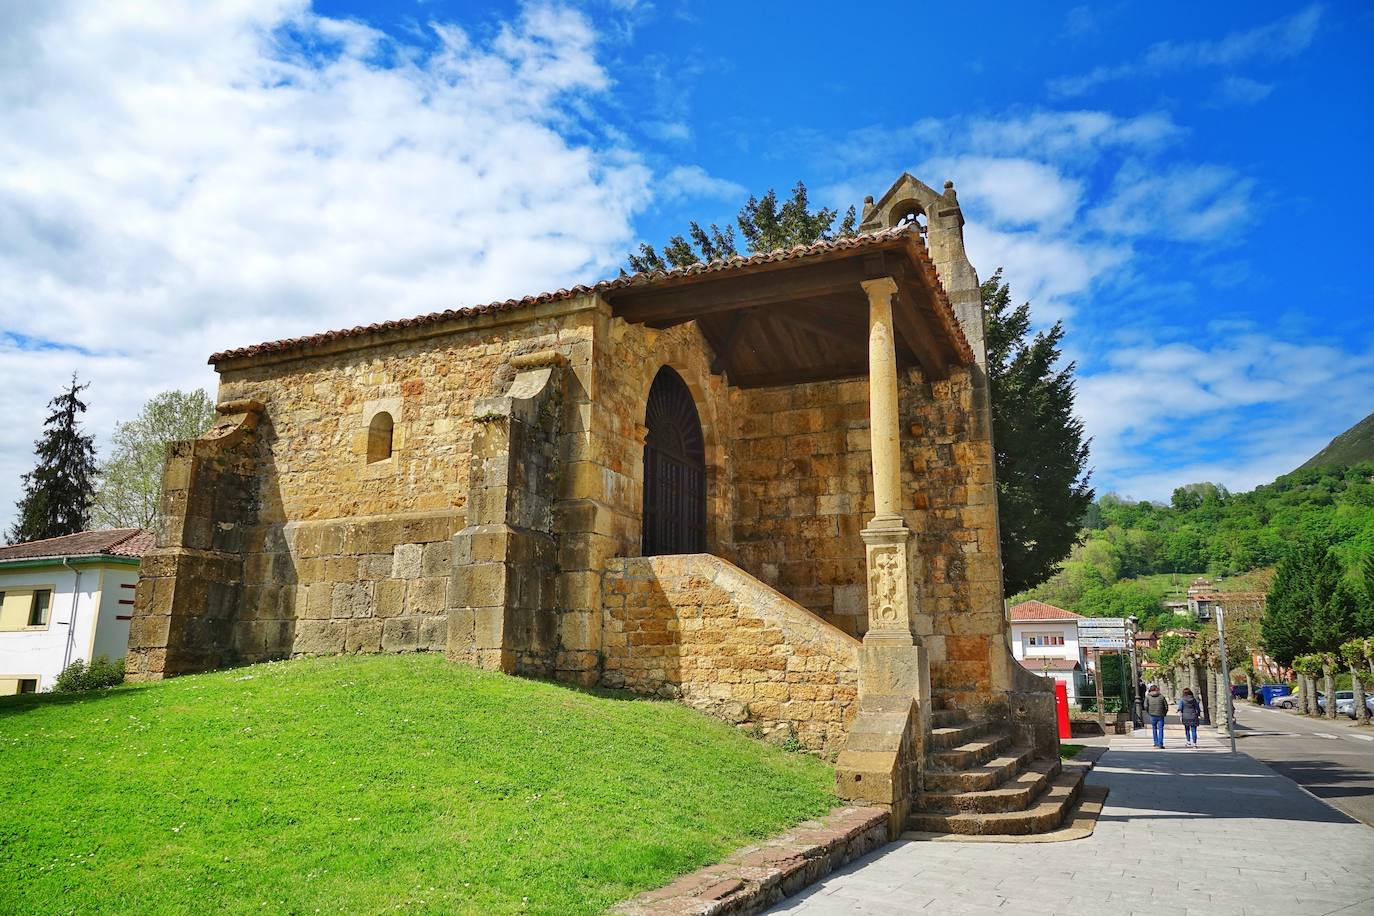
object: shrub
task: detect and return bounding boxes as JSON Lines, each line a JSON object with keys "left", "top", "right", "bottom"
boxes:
{"left": 52, "top": 656, "right": 125, "bottom": 693}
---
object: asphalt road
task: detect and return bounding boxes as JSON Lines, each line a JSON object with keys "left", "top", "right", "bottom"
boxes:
{"left": 1233, "top": 701, "right": 1374, "bottom": 827}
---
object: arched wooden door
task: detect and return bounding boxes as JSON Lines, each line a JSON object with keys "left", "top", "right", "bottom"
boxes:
{"left": 642, "top": 367, "right": 706, "bottom": 556}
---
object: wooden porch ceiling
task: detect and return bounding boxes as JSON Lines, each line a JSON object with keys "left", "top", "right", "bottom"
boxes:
{"left": 601, "top": 234, "right": 970, "bottom": 388}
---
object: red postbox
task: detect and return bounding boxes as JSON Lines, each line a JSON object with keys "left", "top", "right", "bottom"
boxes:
{"left": 1055, "top": 680, "right": 1072, "bottom": 740}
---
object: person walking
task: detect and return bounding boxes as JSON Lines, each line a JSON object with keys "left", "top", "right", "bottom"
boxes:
{"left": 1145, "top": 684, "right": 1169, "bottom": 748}
{"left": 1178, "top": 687, "right": 1202, "bottom": 748}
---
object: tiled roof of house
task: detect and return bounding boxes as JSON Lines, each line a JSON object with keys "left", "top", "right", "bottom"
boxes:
{"left": 1008, "top": 600, "right": 1084, "bottom": 622}
{"left": 207, "top": 225, "right": 975, "bottom": 366}
{"left": 1019, "top": 658, "right": 1081, "bottom": 672}
{"left": 0, "top": 529, "right": 154, "bottom": 562}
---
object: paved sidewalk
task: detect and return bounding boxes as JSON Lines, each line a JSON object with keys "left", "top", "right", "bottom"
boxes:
{"left": 770, "top": 722, "right": 1374, "bottom": 915}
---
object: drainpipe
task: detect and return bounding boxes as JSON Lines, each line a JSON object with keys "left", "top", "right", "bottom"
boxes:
{"left": 61, "top": 557, "right": 82, "bottom": 669}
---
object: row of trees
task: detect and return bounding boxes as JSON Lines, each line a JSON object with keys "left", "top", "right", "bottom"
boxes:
{"left": 8, "top": 377, "right": 214, "bottom": 544}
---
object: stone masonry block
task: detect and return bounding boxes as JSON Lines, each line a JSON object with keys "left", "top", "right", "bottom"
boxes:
{"left": 382, "top": 617, "right": 420, "bottom": 653}
{"left": 420, "top": 541, "right": 452, "bottom": 577}
{"left": 392, "top": 543, "right": 423, "bottom": 579}
{"left": 407, "top": 577, "right": 447, "bottom": 615}
{"left": 345, "top": 618, "right": 384, "bottom": 653}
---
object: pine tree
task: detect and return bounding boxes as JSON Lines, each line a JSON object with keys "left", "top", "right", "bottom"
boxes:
{"left": 984, "top": 271, "right": 1094, "bottom": 594}
{"left": 1262, "top": 539, "right": 1324, "bottom": 666}
{"left": 9, "top": 376, "right": 97, "bottom": 544}
{"left": 625, "top": 181, "right": 856, "bottom": 273}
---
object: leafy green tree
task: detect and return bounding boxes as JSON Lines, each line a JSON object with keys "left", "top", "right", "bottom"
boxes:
{"left": 626, "top": 182, "right": 857, "bottom": 272}
{"left": 93, "top": 389, "right": 217, "bottom": 529}
{"left": 9, "top": 376, "right": 97, "bottom": 544}
{"left": 984, "top": 270, "right": 1094, "bottom": 593}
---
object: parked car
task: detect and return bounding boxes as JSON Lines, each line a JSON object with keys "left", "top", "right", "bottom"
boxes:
{"left": 1317, "top": 691, "right": 1349, "bottom": 712}
{"left": 1277, "top": 692, "right": 1302, "bottom": 709}
{"left": 1336, "top": 693, "right": 1374, "bottom": 719}
{"left": 1279, "top": 691, "right": 1320, "bottom": 710}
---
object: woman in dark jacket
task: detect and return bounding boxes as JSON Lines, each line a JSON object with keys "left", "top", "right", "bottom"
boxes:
{"left": 1178, "top": 687, "right": 1202, "bottom": 748}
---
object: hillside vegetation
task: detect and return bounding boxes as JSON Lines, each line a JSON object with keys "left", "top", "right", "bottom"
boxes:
{"left": 0, "top": 655, "right": 835, "bottom": 915}
{"left": 1298, "top": 411, "right": 1374, "bottom": 472}
{"left": 1016, "top": 463, "right": 1374, "bottom": 629}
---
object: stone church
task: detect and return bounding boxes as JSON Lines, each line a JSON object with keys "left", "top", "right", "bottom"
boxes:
{"left": 128, "top": 174, "right": 1074, "bottom": 836}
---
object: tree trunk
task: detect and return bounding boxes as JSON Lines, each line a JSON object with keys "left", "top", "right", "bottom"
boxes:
{"left": 1305, "top": 674, "right": 1319, "bottom": 717}
{"left": 1324, "top": 667, "right": 1337, "bottom": 720}
{"left": 1351, "top": 665, "right": 1369, "bottom": 727}
{"left": 1204, "top": 668, "right": 1217, "bottom": 727}
{"left": 1244, "top": 670, "right": 1256, "bottom": 705}
{"left": 1215, "top": 667, "right": 1231, "bottom": 732}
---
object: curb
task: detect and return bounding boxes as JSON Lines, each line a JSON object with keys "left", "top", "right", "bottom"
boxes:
{"left": 611, "top": 805, "right": 888, "bottom": 916}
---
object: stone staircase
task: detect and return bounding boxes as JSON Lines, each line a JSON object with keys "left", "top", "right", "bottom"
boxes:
{"left": 908, "top": 702, "right": 1085, "bottom": 836}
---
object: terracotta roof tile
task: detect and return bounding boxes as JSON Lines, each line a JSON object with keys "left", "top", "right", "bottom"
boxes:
{"left": 208, "top": 226, "right": 975, "bottom": 366}
{"left": 0, "top": 529, "right": 154, "bottom": 562}
{"left": 1008, "top": 600, "right": 1084, "bottom": 622}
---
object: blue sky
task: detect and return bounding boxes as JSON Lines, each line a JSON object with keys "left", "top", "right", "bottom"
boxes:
{"left": 1, "top": 1, "right": 1371, "bottom": 534}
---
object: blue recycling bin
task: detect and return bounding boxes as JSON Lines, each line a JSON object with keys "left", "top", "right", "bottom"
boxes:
{"left": 1260, "top": 685, "right": 1292, "bottom": 706}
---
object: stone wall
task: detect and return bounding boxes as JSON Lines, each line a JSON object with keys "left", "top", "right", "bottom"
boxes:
{"left": 902, "top": 366, "right": 1012, "bottom": 717}
{"left": 286, "top": 510, "right": 461, "bottom": 658}
{"left": 729, "top": 378, "right": 871, "bottom": 636}
{"left": 601, "top": 554, "right": 860, "bottom": 754}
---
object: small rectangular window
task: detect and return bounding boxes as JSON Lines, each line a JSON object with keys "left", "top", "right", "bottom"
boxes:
{"left": 28, "top": 590, "right": 51, "bottom": 627}
{"left": 18, "top": 679, "right": 37, "bottom": 694}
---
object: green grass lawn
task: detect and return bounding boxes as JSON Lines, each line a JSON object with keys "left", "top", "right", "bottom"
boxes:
{"left": 1059, "top": 743, "right": 1086, "bottom": 759}
{"left": 0, "top": 654, "right": 836, "bottom": 915}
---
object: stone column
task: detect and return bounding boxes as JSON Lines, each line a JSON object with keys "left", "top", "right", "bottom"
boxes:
{"left": 857, "top": 277, "right": 918, "bottom": 651}
{"left": 835, "top": 277, "right": 930, "bottom": 838}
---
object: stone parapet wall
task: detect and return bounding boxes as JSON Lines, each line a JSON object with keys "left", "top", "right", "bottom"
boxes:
{"left": 601, "top": 554, "right": 860, "bottom": 754}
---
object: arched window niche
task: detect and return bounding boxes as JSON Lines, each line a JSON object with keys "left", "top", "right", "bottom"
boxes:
{"left": 367, "top": 411, "right": 394, "bottom": 464}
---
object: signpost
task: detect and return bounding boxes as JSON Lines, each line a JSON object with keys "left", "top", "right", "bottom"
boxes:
{"left": 1216, "top": 606, "right": 1238, "bottom": 753}
{"left": 1079, "top": 619, "right": 1129, "bottom": 733}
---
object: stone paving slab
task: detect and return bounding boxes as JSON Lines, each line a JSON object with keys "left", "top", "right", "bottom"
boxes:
{"left": 768, "top": 726, "right": 1374, "bottom": 915}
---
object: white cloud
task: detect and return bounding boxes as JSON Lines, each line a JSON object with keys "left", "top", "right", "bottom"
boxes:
{"left": 1210, "top": 76, "right": 1275, "bottom": 107}
{"left": 661, "top": 165, "right": 745, "bottom": 202}
{"left": 921, "top": 156, "right": 1083, "bottom": 229}
{"left": 1091, "top": 162, "right": 1256, "bottom": 241}
{"left": 0, "top": 0, "right": 654, "bottom": 535}
{"left": 1078, "top": 333, "right": 1374, "bottom": 500}
{"left": 1050, "top": 4, "right": 1324, "bottom": 97}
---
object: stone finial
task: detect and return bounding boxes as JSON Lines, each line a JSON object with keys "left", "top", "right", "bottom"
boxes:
{"left": 943, "top": 180, "right": 957, "bottom": 201}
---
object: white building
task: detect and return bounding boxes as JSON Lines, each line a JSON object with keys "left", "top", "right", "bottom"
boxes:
{"left": 1009, "top": 600, "right": 1087, "bottom": 703}
{"left": 0, "top": 529, "right": 152, "bottom": 694}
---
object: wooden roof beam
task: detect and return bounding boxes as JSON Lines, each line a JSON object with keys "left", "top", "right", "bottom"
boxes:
{"left": 610, "top": 258, "right": 870, "bottom": 328}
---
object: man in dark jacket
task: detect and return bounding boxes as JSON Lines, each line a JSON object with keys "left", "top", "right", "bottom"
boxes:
{"left": 1145, "top": 684, "right": 1170, "bottom": 748}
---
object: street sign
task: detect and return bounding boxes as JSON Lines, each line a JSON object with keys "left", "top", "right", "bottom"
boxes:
{"left": 1078, "top": 617, "right": 1128, "bottom": 649}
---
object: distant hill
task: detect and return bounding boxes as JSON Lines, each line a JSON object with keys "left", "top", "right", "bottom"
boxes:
{"left": 1298, "top": 411, "right": 1374, "bottom": 472}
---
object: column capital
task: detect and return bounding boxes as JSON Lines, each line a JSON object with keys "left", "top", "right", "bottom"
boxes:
{"left": 861, "top": 276, "right": 899, "bottom": 300}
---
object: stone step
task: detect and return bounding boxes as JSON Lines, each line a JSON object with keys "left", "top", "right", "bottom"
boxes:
{"left": 923, "top": 747, "right": 1034, "bottom": 792}
{"left": 916, "top": 758, "right": 1063, "bottom": 814}
{"left": 908, "top": 769, "right": 1085, "bottom": 836}
{"left": 931, "top": 708, "right": 967, "bottom": 727}
{"left": 930, "top": 719, "right": 989, "bottom": 750}
{"left": 928, "top": 732, "right": 1012, "bottom": 770}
